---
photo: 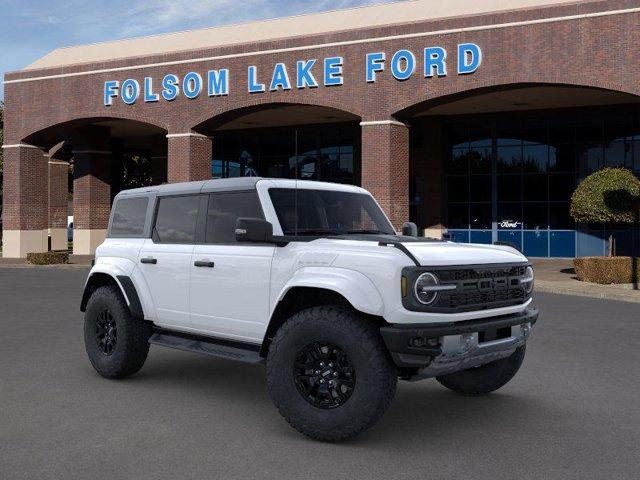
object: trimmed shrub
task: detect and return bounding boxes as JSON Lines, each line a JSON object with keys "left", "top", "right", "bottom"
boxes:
{"left": 570, "top": 168, "right": 640, "bottom": 224}
{"left": 573, "top": 256, "right": 640, "bottom": 284}
{"left": 27, "top": 251, "right": 69, "bottom": 265}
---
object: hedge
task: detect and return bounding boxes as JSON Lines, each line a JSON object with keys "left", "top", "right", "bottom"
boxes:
{"left": 570, "top": 168, "right": 640, "bottom": 224}
{"left": 573, "top": 256, "right": 640, "bottom": 284}
{"left": 27, "top": 251, "right": 69, "bottom": 265}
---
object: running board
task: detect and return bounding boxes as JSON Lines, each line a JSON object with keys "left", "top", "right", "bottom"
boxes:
{"left": 149, "top": 331, "right": 264, "bottom": 364}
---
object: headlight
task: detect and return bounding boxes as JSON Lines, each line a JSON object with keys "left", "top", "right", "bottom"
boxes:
{"left": 414, "top": 272, "right": 440, "bottom": 305}
{"left": 521, "top": 266, "right": 534, "bottom": 295}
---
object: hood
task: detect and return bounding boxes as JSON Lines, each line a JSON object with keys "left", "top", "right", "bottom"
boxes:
{"left": 402, "top": 241, "right": 527, "bottom": 266}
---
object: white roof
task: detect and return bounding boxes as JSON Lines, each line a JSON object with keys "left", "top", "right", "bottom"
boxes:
{"left": 26, "top": 0, "right": 583, "bottom": 70}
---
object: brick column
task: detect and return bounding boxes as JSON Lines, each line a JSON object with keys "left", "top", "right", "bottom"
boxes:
{"left": 1, "top": 144, "right": 49, "bottom": 257}
{"left": 72, "top": 149, "right": 111, "bottom": 255}
{"left": 360, "top": 120, "right": 410, "bottom": 231}
{"left": 151, "top": 134, "right": 168, "bottom": 184}
{"left": 166, "top": 132, "right": 212, "bottom": 183}
{"left": 48, "top": 156, "right": 69, "bottom": 251}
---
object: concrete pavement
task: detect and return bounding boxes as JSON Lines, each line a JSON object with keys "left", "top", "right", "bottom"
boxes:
{"left": 1, "top": 267, "right": 639, "bottom": 480}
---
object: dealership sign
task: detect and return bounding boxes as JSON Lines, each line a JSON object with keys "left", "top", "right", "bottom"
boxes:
{"left": 103, "top": 43, "right": 481, "bottom": 106}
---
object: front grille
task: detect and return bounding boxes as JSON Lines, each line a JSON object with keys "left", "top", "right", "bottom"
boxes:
{"left": 402, "top": 263, "right": 530, "bottom": 313}
{"left": 434, "top": 265, "right": 528, "bottom": 312}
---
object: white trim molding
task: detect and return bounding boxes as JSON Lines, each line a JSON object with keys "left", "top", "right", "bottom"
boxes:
{"left": 1, "top": 143, "right": 42, "bottom": 150}
{"left": 4, "top": 7, "right": 639, "bottom": 85}
{"left": 48, "top": 160, "right": 70, "bottom": 165}
{"left": 166, "top": 132, "right": 212, "bottom": 139}
{"left": 360, "top": 120, "right": 408, "bottom": 127}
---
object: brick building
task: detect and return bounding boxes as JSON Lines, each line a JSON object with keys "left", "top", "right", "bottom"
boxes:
{"left": 3, "top": 0, "right": 640, "bottom": 258}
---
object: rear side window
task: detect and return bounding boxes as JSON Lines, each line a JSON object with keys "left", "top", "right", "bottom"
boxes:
{"left": 109, "top": 197, "right": 149, "bottom": 237}
{"left": 205, "top": 192, "right": 263, "bottom": 244}
{"left": 153, "top": 195, "right": 200, "bottom": 244}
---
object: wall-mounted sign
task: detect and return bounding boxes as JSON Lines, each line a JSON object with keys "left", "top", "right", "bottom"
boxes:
{"left": 499, "top": 220, "right": 522, "bottom": 229}
{"left": 103, "top": 43, "right": 481, "bottom": 106}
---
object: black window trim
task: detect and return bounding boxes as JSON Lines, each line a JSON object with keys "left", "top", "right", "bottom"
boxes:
{"left": 200, "top": 190, "right": 266, "bottom": 246}
{"left": 151, "top": 193, "right": 204, "bottom": 245}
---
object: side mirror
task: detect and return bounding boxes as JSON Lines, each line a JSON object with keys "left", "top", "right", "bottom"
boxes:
{"left": 235, "top": 217, "right": 274, "bottom": 243}
{"left": 402, "top": 222, "right": 418, "bottom": 237}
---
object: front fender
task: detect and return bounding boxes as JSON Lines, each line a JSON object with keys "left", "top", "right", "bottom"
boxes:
{"left": 276, "top": 267, "right": 384, "bottom": 316}
{"left": 82, "top": 258, "right": 154, "bottom": 320}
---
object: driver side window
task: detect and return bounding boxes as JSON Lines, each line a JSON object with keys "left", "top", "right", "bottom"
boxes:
{"left": 205, "top": 192, "right": 264, "bottom": 244}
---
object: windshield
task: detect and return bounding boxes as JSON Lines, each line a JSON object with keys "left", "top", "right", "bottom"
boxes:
{"left": 269, "top": 188, "right": 395, "bottom": 236}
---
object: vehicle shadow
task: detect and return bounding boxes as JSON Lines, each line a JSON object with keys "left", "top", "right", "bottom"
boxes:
{"left": 118, "top": 349, "right": 552, "bottom": 447}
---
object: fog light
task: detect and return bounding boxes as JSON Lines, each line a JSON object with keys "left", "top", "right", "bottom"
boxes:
{"left": 408, "top": 337, "right": 439, "bottom": 348}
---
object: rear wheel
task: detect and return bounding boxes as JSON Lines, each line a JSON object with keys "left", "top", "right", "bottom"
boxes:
{"left": 436, "top": 345, "right": 526, "bottom": 396}
{"left": 266, "top": 306, "right": 397, "bottom": 442}
{"left": 84, "top": 285, "right": 152, "bottom": 379}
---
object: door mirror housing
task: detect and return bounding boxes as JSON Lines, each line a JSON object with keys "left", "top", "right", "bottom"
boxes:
{"left": 402, "top": 222, "right": 418, "bottom": 237}
{"left": 235, "top": 218, "right": 274, "bottom": 243}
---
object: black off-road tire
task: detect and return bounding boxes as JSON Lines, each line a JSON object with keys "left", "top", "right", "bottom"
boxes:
{"left": 436, "top": 345, "right": 526, "bottom": 396}
{"left": 84, "top": 285, "right": 152, "bottom": 379}
{"left": 266, "top": 306, "right": 397, "bottom": 442}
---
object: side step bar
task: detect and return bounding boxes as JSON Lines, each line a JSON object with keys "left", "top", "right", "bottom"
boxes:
{"left": 149, "top": 330, "right": 265, "bottom": 364}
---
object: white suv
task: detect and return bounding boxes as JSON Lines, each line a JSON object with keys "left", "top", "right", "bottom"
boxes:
{"left": 81, "top": 178, "right": 538, "bottom": 441}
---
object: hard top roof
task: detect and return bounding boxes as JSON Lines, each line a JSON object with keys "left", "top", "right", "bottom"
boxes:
{"left": 115, "top": 177, "right": 367, "bottom": 198}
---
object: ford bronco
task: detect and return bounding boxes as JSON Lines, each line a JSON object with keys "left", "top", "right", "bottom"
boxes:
{"left": 81, "top": 178, "right": 538, "bottom": 441}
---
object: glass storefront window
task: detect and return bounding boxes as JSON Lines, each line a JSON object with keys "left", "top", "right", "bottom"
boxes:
{"left": 444, "top": 107, "right": 640, "bottom": 256}
{"left": 497, "top": 145, "right": 522, "bottom": 173}
{"left": 211, "top": 123, "right": 358, "bottom": 185}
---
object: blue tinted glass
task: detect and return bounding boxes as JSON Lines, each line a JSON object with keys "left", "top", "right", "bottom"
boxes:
{"left": 523, "top": 230, "right": 548, "bottom": 257}
{"left": 470, "top": 230, "right": 492, "bottom": 244}
{"left": 497, "top": 146, "right": 522, "bottom": 173}
{"left": 552, "top": 231, "right": 577, "bottom": 257}
{"left": 448, "top": 229, "right": 470, "bottom": 243}
{"left": 498, "top": 230, "right": 522, "bottom": 251}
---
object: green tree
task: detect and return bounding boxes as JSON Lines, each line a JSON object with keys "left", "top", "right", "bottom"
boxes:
{"left": 570, "top": 167, "right": 640, "bottom": 256}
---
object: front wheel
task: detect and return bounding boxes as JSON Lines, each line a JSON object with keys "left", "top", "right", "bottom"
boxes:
{"left": 436, "top": 345, "right": 526, "bottom": 396}
{"left": 266, "top": 306, "right": 397, "bottom": 442}
{"left": 84, "top": 285, "right": 152, "bottom": 379}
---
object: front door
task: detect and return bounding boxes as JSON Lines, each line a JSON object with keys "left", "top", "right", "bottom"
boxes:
{"left": 138, "top": 194, "right": 200, "bottom": 329}
{"left": 189, "top": 191, "right": 274, "bottom": 343}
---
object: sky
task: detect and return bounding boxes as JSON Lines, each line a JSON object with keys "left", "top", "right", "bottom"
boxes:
{"left": 0, "top": 0, "right": 394, "bottom": 100}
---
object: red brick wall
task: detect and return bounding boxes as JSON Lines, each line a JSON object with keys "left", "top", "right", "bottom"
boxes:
{"left": 3, "top": 0, "right": 640, "bottom": 234}
{"left": 361, "top": 122, "right": 410, "bottom": 229}
{"left": 2, "top": 146, "right": 48, "bottom": 230}
{"left": 73, "top": 151, "right": 111, "bottom": 230}
{"left": 167, "top": 135, "right": 212, "bottom": 183}
{"left": 5, "top": 0, "right": 639, "bottom": 145}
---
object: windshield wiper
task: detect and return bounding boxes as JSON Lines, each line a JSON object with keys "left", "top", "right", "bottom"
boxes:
{"left": 291, "top": 229, "right": 341, "bottom": 236}
{"left": 346, "top": 229, "right": 393, "bottom": 235}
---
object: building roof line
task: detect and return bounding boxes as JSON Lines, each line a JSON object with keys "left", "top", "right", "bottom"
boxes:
{"left": 5, "top": 5, "right": 639, "bottom": 86}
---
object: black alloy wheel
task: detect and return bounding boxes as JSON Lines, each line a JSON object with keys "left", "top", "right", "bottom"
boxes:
{"left": 293, "top": 342, "right": 356, "bottom": 409}
{"left": 95, "top": 308, "right": 118, "bottom": 355}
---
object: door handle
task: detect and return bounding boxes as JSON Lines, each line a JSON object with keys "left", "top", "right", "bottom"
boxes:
{"left": 140, "top": 257, "right": 157, "bottom": 264}
{"left": 194, "top": 260, "right": 215, "bottom": 268}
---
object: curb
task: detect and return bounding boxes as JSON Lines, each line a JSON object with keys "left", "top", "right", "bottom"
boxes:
{"left": 535, "top": 281, "right": 640, "bottom": 303}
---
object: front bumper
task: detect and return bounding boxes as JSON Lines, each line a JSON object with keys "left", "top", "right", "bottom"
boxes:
{"left": 380, "top": 308, "right": 538, "bottom": 380}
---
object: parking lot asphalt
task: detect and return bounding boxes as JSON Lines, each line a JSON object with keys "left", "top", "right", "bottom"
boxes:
{"left": 1, "top": 267, "right": 639, "bottom": 480}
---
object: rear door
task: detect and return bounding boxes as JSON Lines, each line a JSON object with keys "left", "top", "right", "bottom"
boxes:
{"left": 190, "top": 191, "right": 275, "bottom": 343}
{"left": 138, "top": 194, "right": 201, "bottom": 329}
